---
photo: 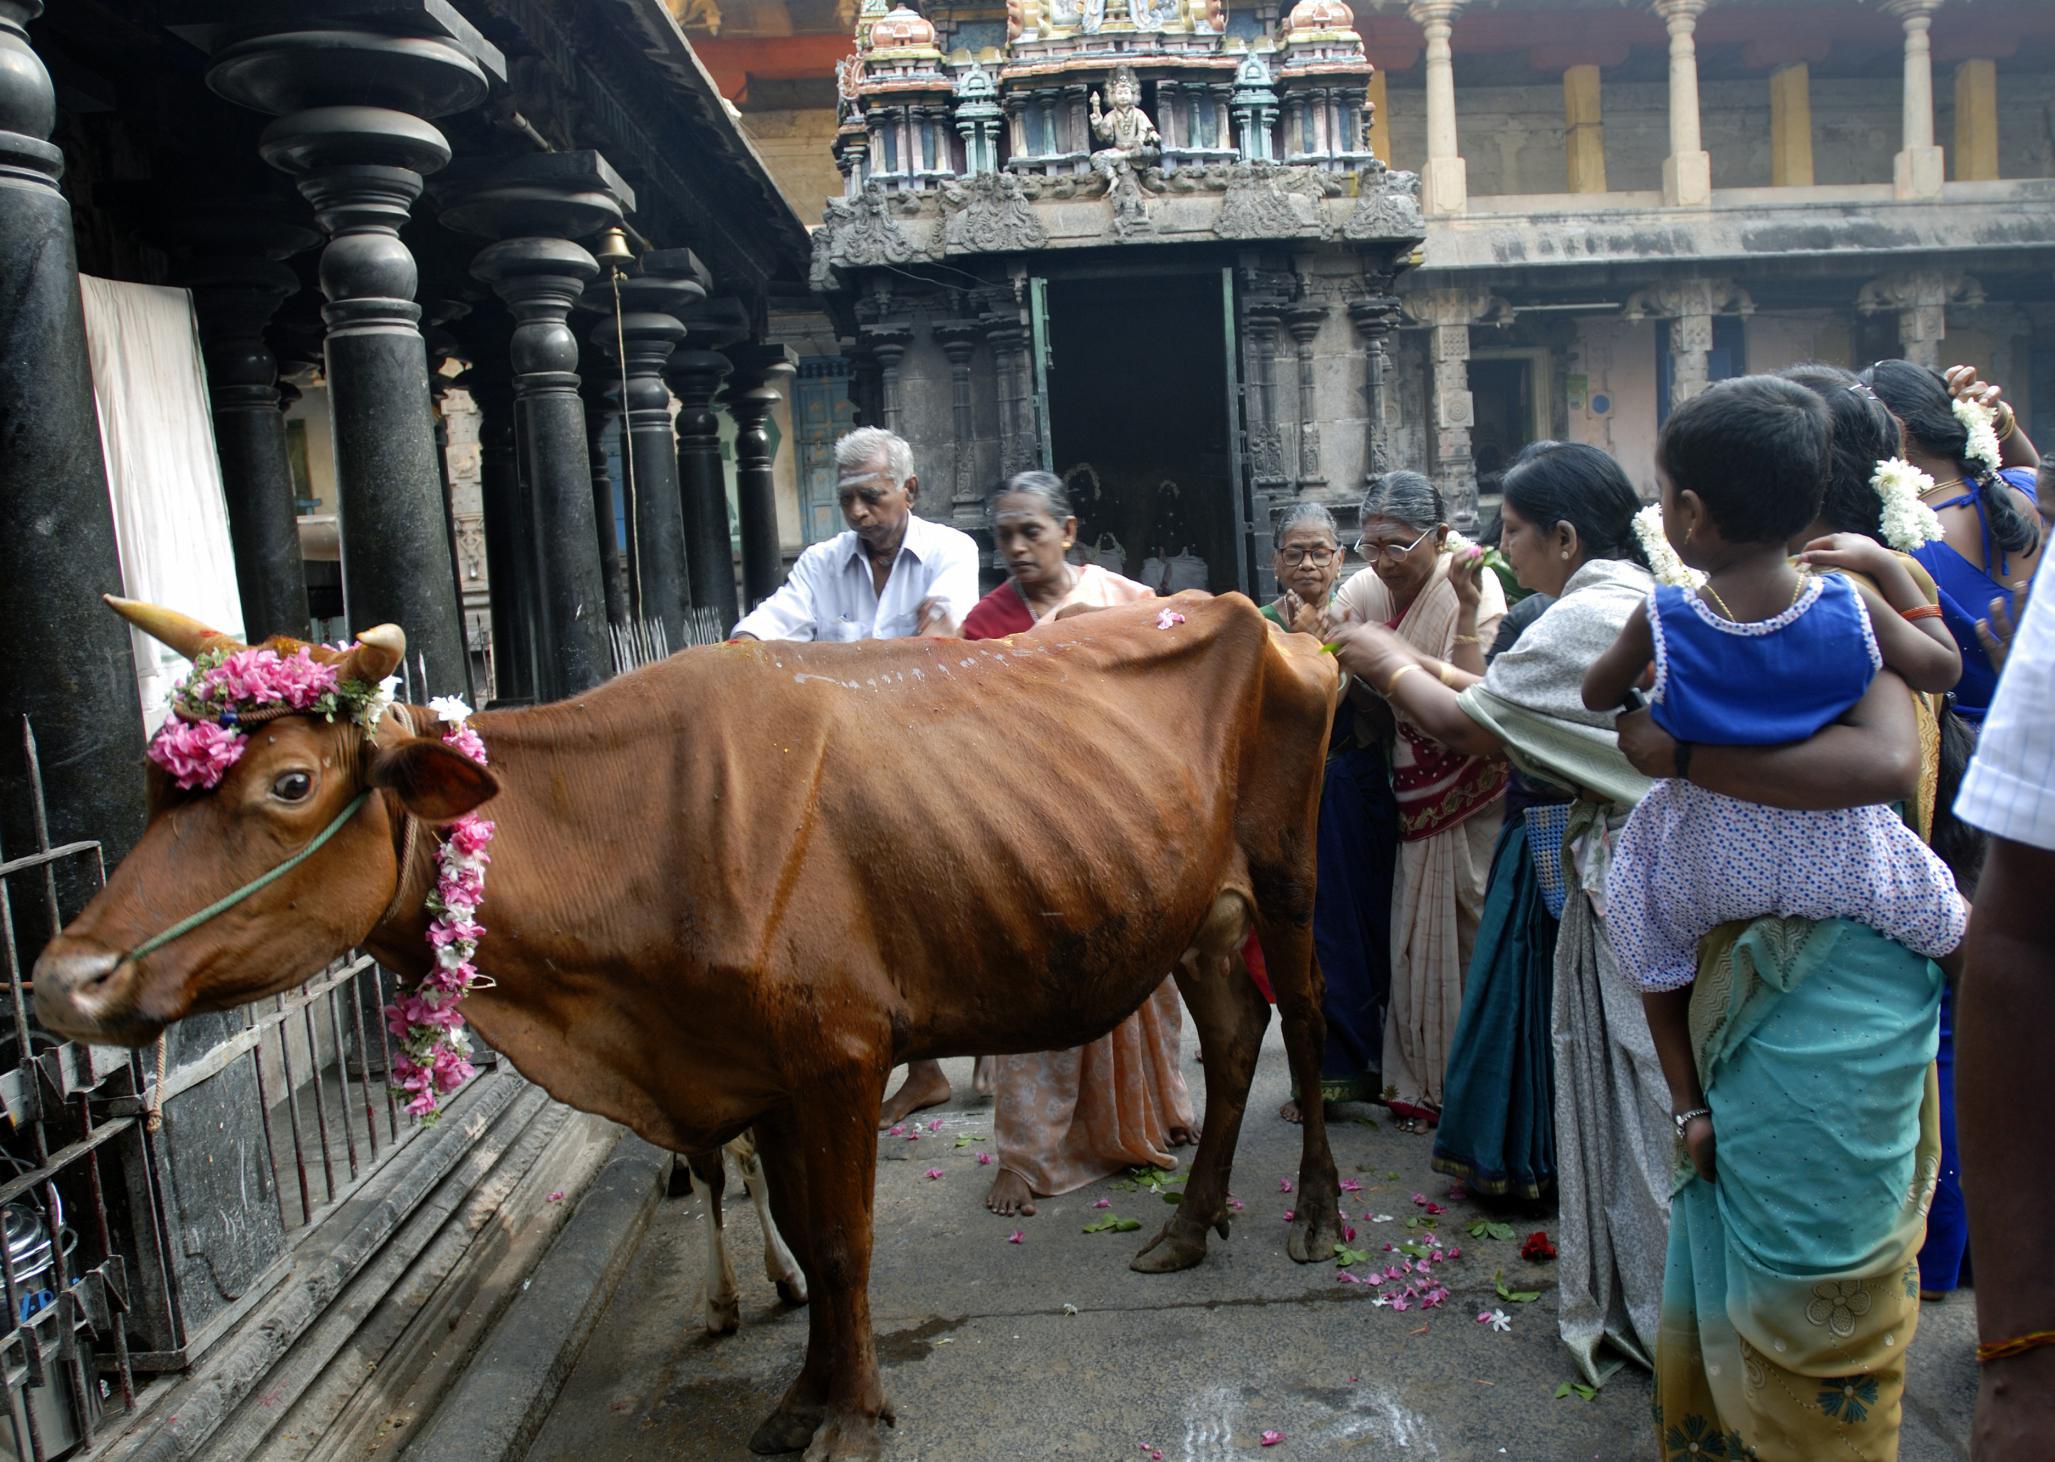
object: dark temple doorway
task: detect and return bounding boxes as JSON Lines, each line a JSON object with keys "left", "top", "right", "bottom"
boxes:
{"left": 1043, "top": 271, "right": 1238, "bottom": 594}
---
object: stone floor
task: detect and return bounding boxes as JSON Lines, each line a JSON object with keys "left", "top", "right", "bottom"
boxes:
{"left": 526, "top": 1025, "right": 1980, "bottom": 1461}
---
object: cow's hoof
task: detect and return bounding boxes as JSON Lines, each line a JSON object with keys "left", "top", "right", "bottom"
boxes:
{"left": 776, "top": 1274, "right": 810, "bottom": 1307}
{"left": 803, "top": 1410, "right": 889, "bottom": 1462}
{"left": 704, "top": 1296, "right": 741, "bottom": 1335}
{"left": 1286, "top": 1210, "right": 1343, "bottom": 1264}
{"left": 666, "top": 1156, "right": 695, "bottom": 1199}
{"left": 749, "top": 1403, "right": 825, "bottom": 1455}
{"left": 1129, "top": 1220, "right": 1208, "bottom": 1273}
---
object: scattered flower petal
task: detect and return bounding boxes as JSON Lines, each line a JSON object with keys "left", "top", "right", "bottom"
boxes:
{"left": 1340, "top": 1179, "right": 1363, "bottom": 1193}
{"left": 924, "top": 1168, "right": 945, "bottom": 1180}
{"left": 978, "top": 1152, "right": 994, "bottom": 1166}
{"left": 547, "top": 1190, "right": 565, "bottom": 1203}
{"left": 1282, "top": 1209, "right": 1296, "bottom": 1222}
{"left": 1260, "top": 1430, "right": 1284, "bottom": 1447}
{"left": 1093, "top": 1198, "right": 1112, "bottom": 1209}
{"left": 1279, "top": 1178, "right": 1294, "bottom": 1193}
{"left": 1370, "top": 1213, "right": 1395, "bottom": 1224}
{"left": 1521, "top": 1230, "right": 1558, "bottom": 1263}
{"left": 889, "top": 1125, "right": 905, "bottom": 1136}
{"left": 927, "top": 1118, "right": 945, "bottom": 1132}
{"left": 1008, "top": 1230, "right": 1024, "bottom": 1244}
{"left": 1482, "top": 1308, "right": 1513, "bottom": 1333}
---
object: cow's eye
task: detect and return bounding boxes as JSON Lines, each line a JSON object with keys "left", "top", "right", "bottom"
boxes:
{"left": 273, "top": 771, "right": 313, "bottom": 802}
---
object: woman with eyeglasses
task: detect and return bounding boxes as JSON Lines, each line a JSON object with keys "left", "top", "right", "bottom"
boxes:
{"left": 1259, "top": 502, "right": 1400, "bottom": 1123}
{"left": 1331, "top": 471, "right": 1509, "bottom": 1135}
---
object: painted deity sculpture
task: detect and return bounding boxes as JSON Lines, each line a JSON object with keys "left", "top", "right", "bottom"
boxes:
{"left": 1089, "top": 68, "right": 1160, "bottom": 173}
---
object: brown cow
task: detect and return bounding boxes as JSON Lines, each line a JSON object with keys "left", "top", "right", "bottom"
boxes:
{"left": 36, "top": 590, "right": 1342, "bottom": 1461}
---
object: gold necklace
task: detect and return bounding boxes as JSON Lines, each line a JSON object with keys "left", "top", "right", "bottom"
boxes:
{"left": 1921, "top": 477, "right": 1967, "bottom": 498}
{"left": 1701, "top": 572, "right": 1805, "bottom": 623}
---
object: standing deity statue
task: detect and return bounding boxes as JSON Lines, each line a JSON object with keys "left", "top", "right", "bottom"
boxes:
{"left": 1089, "top": 67, "right": 1160, "bottom": 170}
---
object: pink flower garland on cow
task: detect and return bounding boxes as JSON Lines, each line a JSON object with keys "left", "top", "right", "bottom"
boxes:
{"left": 146, "top": 645, "right": 365, "bottom": 789}
{"left": 386, "top": 697, "right": 496, "bottom": 1123}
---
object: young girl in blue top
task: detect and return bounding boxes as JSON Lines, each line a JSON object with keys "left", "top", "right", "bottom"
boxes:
{"left": 1583, "top": 377, "right": 1970, "bottom": 1014}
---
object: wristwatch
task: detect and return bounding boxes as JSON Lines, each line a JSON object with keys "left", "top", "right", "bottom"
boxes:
{"left": 1673, "top": 1106, "right": 1711, "bottom": 1138}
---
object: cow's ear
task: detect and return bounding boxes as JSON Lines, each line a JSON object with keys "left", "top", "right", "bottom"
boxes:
{"left": 366, "top": 739, "right": 499, "bottom": 822}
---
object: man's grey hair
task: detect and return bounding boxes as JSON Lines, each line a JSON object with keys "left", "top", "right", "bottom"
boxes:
{"left": 835, "top": 426, "right": 915, "bottom": 486}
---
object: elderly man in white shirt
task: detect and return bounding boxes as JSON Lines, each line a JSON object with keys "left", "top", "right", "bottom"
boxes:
{"left": 731, "top": 426, "right": 980, "bottom": 643}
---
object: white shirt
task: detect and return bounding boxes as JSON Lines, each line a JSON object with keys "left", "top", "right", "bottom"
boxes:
{"left": 731, "top": 514, "right": 982, "bottom": 643}
{"left": 1955, "top": 544, "right": 2055, "bottom": 850}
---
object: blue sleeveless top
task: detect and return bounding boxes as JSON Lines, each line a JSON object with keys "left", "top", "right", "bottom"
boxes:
{"left": 1909, "top": 467, "right": 2039, "bottom": 723}
{"left": 1648, "top": 574, "right": 1880, "bottom": 746}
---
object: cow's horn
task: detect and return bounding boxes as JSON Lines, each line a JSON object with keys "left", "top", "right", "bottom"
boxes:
{"left": 337, "top": 624, "right": 406, "bottom": 686}
{"left": 102, "top": 595, "right": 241, "bottom": 661}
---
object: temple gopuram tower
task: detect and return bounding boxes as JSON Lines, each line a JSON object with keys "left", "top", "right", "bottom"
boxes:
{"left": 812, "top": 0, "right": 1425, "bottom": 594}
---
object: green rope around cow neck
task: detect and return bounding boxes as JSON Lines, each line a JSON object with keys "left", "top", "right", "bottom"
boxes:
{"left": 122, "top": 791, "right": 371, "bottom": 964}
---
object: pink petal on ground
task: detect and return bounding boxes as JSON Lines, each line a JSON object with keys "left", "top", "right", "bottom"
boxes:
{"left": 547, "top": 1190, "right": 566, "bottom": 1202}
{"left": 906, "top": 1131, "right": 921, "bottom": 1141}
{"left": 1412, "top": 1192, "right": 1428, "bottom": 1205}
{"left": 1008, "top": 1230, "right": 1024, "bottom": 1244}
{"left": 978, "top": 1152, "right": 994, "bottom": 1166}
{"left": 1448, "top": 1246, "right": 1462, "bottom": 1259}
{"left": 1279, "top": 1178, "right": 1294, "bottom": 1193}
{"left": 925, "top": 1168, "right": 945, "bottom": 1179}
{"left": 927, "top": 1118, "right": 944, "bottom": 1132}
{"left": 1093, "top": 1198, "right": 1112, "bottom": 1209}
{"left": 1282, "top": 1209, "right": 1296, "bottom": 1221}
{"left": 889, "top": 1126, "right": 905, "bottom": 1136}
{"left": 1424, "top": 1201, "right": 1446, "bottom": 1215}
{"left": 1477, "top": 1311, "right": 1494, "bottom": 1324}
{"left": 1390, "top": 1296, "right": 1410, "bottom": 1312}
{"left": 1382, "top": 1243, "right": 1394, "bottom": 1252}
{"left": 1228, "top": 1197, "right": 1245, "bottom": 1213}
{"left": 1340, "top": 1178, "right": 1362, "bottom": 1192}
{"left": 1260, "top": 1431, "right": 1284, "bottom": 1447}
{"left": 1342, "top": 1224, "right": 1357, "bottom": 1242}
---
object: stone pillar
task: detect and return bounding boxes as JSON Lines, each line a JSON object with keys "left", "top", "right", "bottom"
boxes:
{"left": 588, "top": 266, "right": 699, "bottom": 649}
{"left": 1238, "top": 280, "right": 1290, "bottom": 490}
{"left": 183, "top": 249, "right": 316, "bottom": 640}
{"left": 1406, "top": 287, "right": 1508, "bottom": 532}
{"left": 1625, "top": 278, "right": 1753, "bottom": 406}
{"left": 1885, "top": 0, "right": 1946, "bottom": 200}
{"left": 580, "top": 371, "right": 631, "bottom": 631}
{"left": 1563, "top": 64, "right": 1607, "bottom": 194}
{"left": 935, "top": 319, "right": 983, "bottom": 516}
{"left": 1349, "top": 290, "right": 1404, "bottom": 484}
{"left": 860, "top": 318, "right": 913, "bottom": 436}
{"left": 1857, "top": 271, "right": 1982, "bottom": 371}
{"left": 0, "top": 0, "right": 145, "bottom": 880}
{"left": 1953, "top": 58, "right": 1998, "bottom": 182}
{"left": 455, "top": 347, "right": 535, "bottom": 703}
{"left": 1284, "top": 299, "right": 1328, "bottom": 489}
{"left": 723, "top": 344, "right": 797, "bottom": 612}
{"left": 1769, "top": 64, "right": 1815, "bottom": 187}
{"left": 981, "top": 292, "right": 1037, "bottom": 479}
{"left": 440, "top": 154, "right": 633, "bottom": 700}
{"left": 1653, "top": 0, "right": 1712, "bottom": 207}
{"left": 666, "top": 347, "right": 739, "bottom": 629}
{"left": 202, "top": 15, "right": 499, "bottom": 701}
{"left": 1408, "top": 0, "right": 1468, "bottom": 214}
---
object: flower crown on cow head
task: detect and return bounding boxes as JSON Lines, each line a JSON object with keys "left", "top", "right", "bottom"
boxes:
{"left": 107, "top": 596, "right": 406, "bottom": 792}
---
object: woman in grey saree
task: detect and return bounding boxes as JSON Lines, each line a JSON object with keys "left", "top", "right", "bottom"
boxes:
{"left": 1334, "top": 443, "right": 1671, "bottom": 1380}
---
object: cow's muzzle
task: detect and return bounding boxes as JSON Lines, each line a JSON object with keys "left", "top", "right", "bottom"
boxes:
{"left": 33, "top": 937, "right": 158, "bottom": 1047}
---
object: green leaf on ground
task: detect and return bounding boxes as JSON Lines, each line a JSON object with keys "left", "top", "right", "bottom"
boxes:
{"left": 1111, "top": 1167, "right": 1187, "bottom": 1192}
{"left": 1352, "top": 1116, "right": 1380, "bottom": 1130}
{"left": 1553, "top": 1382, "right": 1598, "bottom": 1402}
{"left": 1161, "top": 1191, "right": 1182, "bottom": 1205}
{"left": 1083, "top": 1215, "right": 1143, "bottom": 1234}
{"left": 1405, "top": 1215, "right": 1439, "bottom": 1230}
{"left": 1384, "top": 1170, "right": 1402, "bottom": 1181}
{"left": 1495, "top": 1268, "right": 1542, "bottom": 1304}
{"left": 1469, "top": 1219, "right": 1518, "bottom": 1241}
{"left": 1397, "top": 1240, "right": 1433, "bottom": 1262}
{"left": 1334, "top": 1243, "right": 1372, "bottom": 1267}
{"left": 953, "top": 1134, "right": 987, "bottom": 1148}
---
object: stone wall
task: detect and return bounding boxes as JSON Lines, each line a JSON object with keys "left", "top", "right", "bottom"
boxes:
{"left": 739, "top": 107, "right": 844, "bottom": 221}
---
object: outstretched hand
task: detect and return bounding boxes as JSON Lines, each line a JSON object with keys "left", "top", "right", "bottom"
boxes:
{"left": 1327, "top": 621, "right": 1412, "bottom": 688}
{"left": 1448, "top": 544, "right": 1487, "bottom": 613}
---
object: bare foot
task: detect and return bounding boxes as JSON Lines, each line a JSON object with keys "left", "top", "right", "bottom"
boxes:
{"left": 971, "top": 1056, "right": 996, "bottom": 1099}
{"left": 1167, "top": 1122, "right": 1199, "bottom": 1147}
{"left": 879, "top": 1059, "right": 952, "bottom": 1128}
{"left": 984, "top": 1169, "right": 1038, "bottom": 1217}
{"left": 1279, "top": 1098, "right": 1304, "bottom": 1125}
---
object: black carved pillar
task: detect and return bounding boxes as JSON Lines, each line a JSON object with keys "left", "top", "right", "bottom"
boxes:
{"left": 182, "top": 247, "right": 316, "bottom": 641}
{"left": 667, "top": 349, "right": 737, "bottom": 629}
{"left": 1349, "top": 290, "right": 1403, "bottom": 485}
{"left": 1284, "top": 297, "right": 1329, "bottom": 491}
{"left": 579, "top": 367, "right": 630, "bottom": 633}
{"left": 935, "top": 318, "right": 982, "bottom": 523}
{"left": 588, "top": 263, "right": 699, "bottom": 648}
{"left": 455, "top": 343, "right": 535, "bottom": 704}
{"left": 980, "top": 291, "right": 1035, "bottom": 479}
{"left": 0, "top": 0, "right": 145, "bottom": 883}
{"left": 860, "top": 318, "right": 913, "bottom": 436}
{"left": 198, "top": 13, "right": 500, "bottom": 701}
{"left": 723, "top": 344, "right": 797, "bottom": 612}
{"left": 438, "top": 154, "right": 633, "bottom": 700}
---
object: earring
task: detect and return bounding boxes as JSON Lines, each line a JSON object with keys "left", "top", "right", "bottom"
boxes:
{"left": 1560, "top": 549, "right": 1570, "bottom": 560}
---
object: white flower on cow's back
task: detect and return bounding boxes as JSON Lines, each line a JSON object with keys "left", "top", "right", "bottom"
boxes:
{"left": 1953, "top": 395, "right": 2004, "bottom": 475}
{"left": 357, "top": 675, "right": 400, "bottom": 738}
{"left": 1633, "top": 505, "right": 1706, "bottom": 589}
{"left": 1870, "top": 457, "right": 1945, "bottom": 552}
{"left": 429, "top": 695, "right": 474, "bottom": 727}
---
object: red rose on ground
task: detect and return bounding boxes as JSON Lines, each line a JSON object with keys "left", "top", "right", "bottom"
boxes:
{"left": 1521, "top": 1230, "right": 1557, "bottom": 1262}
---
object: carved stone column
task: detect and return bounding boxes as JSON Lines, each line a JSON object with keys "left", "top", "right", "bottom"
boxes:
{"left": 1408, "top": 0, "right": 1468, "bottom": 214}
{"left": 1857, "top": 272, "right": 1982, "bottom": 371}
{"left": 440, "top": 153, "right": 632, "bottom": 700}
{"left": 580, "top": 368, "right": 631, "bottom": 631}
{"left": 1349, "top": 290, "right": 1404, "bottom": 483}
{"left": 860, "top": 317, "right": 914, "bottom": 436}
{"left": 1884, "top": 0, "right": 1946, "bottom": 199}
{"left": 981, "top": 293, "right": 1037, "bottom": 479}
{"left": 1284, "top": 297, "right": 1329, "bottom": 489}
{"left": 587, "top": 264, "right": 700, "bottom": 648}
{"left": 1652, "top": 0, "right": 1712, "bottom": 207}
{"left": 181, "top": 241, "right": 317, "bottom": 641}
{"left": 1405, "top": 287, "right": 1510, "bottom": 531}
{"left": 201, "top": 12, "right": 501, "bottom": 701}
{"left": 1624, "top": 278, "right": 1753, "bottom": 406}
{"left": 666, "top": 347, "right": 739, "bottom": 629}
{"left": 454, "top": 346, "right": 534, "bottom": 703}
{"left": 0, "top": 0, "right": 145, "bottom": 878}
{"left": 723, "top": 344, "right": 798, "bottom": 611}
{"left": 1239, "top": 282, "right": 1290, "bottom": 491}
{"left": 935, "top": 318, "right": 984, "bottom": 517}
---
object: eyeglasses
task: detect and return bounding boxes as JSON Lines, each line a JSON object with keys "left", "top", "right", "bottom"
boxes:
{"left": 1278, "top": 545, "right": 1339, "bottom": 566}
{"left": 1352, "top": 525, "right": 1437, "bottom": 562}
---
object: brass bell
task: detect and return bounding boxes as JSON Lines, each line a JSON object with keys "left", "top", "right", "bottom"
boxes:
{"left": 595, "top": 226, "right": 634, "bottom": 271}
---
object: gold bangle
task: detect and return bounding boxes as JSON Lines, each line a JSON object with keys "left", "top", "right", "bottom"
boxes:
{"left": 1452, "top": 633, "right": 1482, "bottom": 646}
{"left": 1437, "top": 660, "right": 1463, "bottom": 688}
{"left": 1384, "top": 663, "right": 1419, "bottom": 696}
{"left": 1993, "top": 400, "right": 2017, "bottom": 438}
